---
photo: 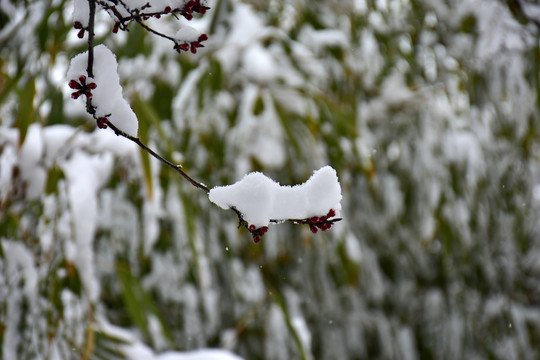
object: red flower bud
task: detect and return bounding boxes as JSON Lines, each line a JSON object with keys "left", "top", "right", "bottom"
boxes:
{"left": 176, "top": 43, "right": 190, "bottom": 52}
{"left": 155, "top": 14, "right": 161, "bottom": 19}
{"left": 96, "top": 118, "right": 108, "bottom": 129}
{"left": 253, "top": 236, "right": 261, "bottom": 243}
{"left": 164, "top": 6, "right": 171, "bottom": 13}
{"left": 79, "top": 75, "right": 86, "bottom": 84}
{"left": 198, "top": 34, "right": 208, "bottom": 42}
{"left": 249, "top": 224, "right": 256, "bottom": 231}
{"left": 327, "top": 209, "right": 336, "bottom": 218}
{"left": 74, "top": 21, "right": 83, "bottom": 29}
{"left": 69, "top": 80, "right": 82, "bottom": 89}
{"left": 113, "top": 23, "right": 119, "bottom": 33}
{"left": 87, "top": 82, "right": 97, "bottom": 90}
{"left": 311, "top": 216, "right": 319, "bottom": 223}
{"left": 71, "top": 91, "right": 82, "bottom": 99}
{"left": 77, "top": 29, "right": 85, "bottom": 38}
{"left": 310, "top": 224, "right": 318, "bottom": 234}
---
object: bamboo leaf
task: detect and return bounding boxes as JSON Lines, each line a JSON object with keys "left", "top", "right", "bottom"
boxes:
{"left": 16, "top": 77, "right": 36, "bottom": 146}
{"left": 115, "top": 263, "right": 172, "bottom": 344}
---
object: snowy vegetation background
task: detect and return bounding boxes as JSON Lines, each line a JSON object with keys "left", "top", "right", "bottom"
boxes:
{"left": 1, "top": 0, "right": 540, "bottom": 359}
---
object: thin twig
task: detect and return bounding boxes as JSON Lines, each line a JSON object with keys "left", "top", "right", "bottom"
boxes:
{"left": 87, "top": 0, "right": 96, "bottom": 78}
{"left": 135, "top": 18, "right": 177, "bottom": 43}
{"left": 105, "top": 121, "right": 210, "bottom": 193}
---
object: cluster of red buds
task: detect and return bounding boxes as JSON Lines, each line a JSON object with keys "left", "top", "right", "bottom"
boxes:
{"left": 174, "top": 34, "right": 208, "bottom": 54}
{"left": 69, "top": 75, "right": 97, "bottom": 100}
{"left": 308, "top": 209, "right": 337, "bottom": 234}
{"left": 96, "top": 117, "right": 109, "bottom": 129}
{"left": 248, "top": 224, "right": 269, "bottom": 243}
{"left": 180, "top": 0, "right": 210, "bottom": 20}
{"left": 73, "top": 21, "right": 86, "bottom": 38}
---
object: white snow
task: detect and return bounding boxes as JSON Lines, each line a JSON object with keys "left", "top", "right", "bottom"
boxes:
{"left": 175, "top": 26, "right": 201, "bottom": 43}
{"left": 1, "top": 240, "right": 38, "bottom": 359}
{"left": 231, "top": 85, "right": 285, "bottom": 174}
{"left": 67, "top": 44, "right": 139, "bottom": 136}
{"left": 19, "top": 124, "right": 46, "bottom": 199}
{"left": 242, "top": 43, "right": 277, "bottom": 82}
{"left": 122, "top": 344, "right": 245, "bottom": 360}
{"left": 0, "top": 135, "right": 17, "bottom": 202}
{"left": 61, "top": 150, "right": 114, "bottom": 301}
{"left": 209, "top": 166, "right": 342, "bottom": 227}
{"left": 97, "top": 318, "right": 244, "bottom": 360}
{"left": 298, "top": 26, "right": 349, "bottom": 54}
{"left": 73, "top": 0, "right": 89, "bottom": 27}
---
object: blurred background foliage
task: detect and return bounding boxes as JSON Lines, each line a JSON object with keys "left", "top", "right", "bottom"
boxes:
{"left": 1, "top": 0, "right": 540, "bottom": 359}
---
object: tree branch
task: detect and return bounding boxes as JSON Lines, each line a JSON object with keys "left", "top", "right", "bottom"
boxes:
{"left": 75, "top": 0, "right": 341, "bottom": 243}
{"left": 105, "top": 120, "right": 210, "bottom": 193}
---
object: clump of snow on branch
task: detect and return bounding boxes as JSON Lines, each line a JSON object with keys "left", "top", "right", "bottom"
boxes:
{"left": 209, "top": 166, "right": 342, "bottom": 228}
{"left": 67, "top": 44, "right": 139, "bottom": 136}
{"left": 175, "top": 26, "right": 201, "bottom": 42}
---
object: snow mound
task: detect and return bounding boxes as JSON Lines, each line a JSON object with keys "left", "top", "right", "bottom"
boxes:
{"left": 209, "top": 166, "right": 342, "bottom": 227}
{"left": 67, "top": 44, "right": 139, "bottom": 136}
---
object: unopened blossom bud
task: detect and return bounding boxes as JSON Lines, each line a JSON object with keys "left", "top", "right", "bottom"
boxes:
{"left": 69, "top": 80, "right": 82, "bottom": 89}
{"left": 96, "top": 118, "right": 108, "bottom": 129}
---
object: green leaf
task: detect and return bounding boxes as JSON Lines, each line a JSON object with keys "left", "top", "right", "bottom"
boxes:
{"left": 45, "top": 166, "right": 65, "bottom": 195}
{"left": 252, "top": 94, "right": 264, "bottom": 116}
{"left": 16, "top": 77, "right": 36, "bottom": 147}
{"left": 0, "top": 212, "right": 19, "bottom": 240}
{"left": 46, "top": 89, "right": 65, "bottom": 125}
{"left": 116, "top": 263, "right": 172, "bottom": 343}
{"left": 132, "top": 96, "right": 169, "bottom": 200}
{"left": 91, "top": 329, "right": 130, "bottom": 360}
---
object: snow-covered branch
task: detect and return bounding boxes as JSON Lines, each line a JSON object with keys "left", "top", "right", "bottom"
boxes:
{"left": 68, "top": 0, "right": 343, "bottom": 242}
